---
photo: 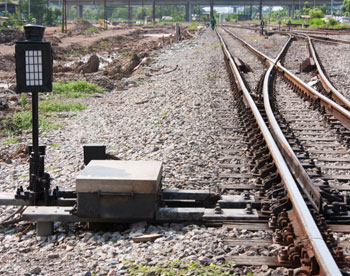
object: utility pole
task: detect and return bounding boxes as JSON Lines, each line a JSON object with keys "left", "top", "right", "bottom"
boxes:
{"left": 28, "top": 0, "right": 31, "bottom": 18}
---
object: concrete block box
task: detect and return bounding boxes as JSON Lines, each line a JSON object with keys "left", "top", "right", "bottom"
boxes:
{"left": 76, "top": 160, "right": 162, "bottom": 220}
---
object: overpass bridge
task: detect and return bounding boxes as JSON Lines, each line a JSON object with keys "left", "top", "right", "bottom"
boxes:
{"left": 52, "top": 0, "right": 340, "bottom": 30}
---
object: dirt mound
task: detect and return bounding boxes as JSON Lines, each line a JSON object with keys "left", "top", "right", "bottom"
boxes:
{"left": 0, "top": 28, "right": 25, "bottom": 44}
{"left": 0, "top": 55, "right": 15, "bottom": 72}
{"left": 45, "top": 35, "right": 62, "bottom": 46}
{"left": 69, "top": 20, "right": 100, "bottom": 34}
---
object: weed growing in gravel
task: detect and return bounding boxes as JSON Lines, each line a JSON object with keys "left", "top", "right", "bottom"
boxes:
{"left": 53, "top": 81, "right": 103, "bottom": 98}
{"left": 124, "top": 260, "right": 238, "bottom": 275}
{"left": 39, "top": 101, "right": 87, "bottom": 112}
{"left": 86, "top": 27, "right": 99, "bottom": 34}
{"left": 206, "top": 75, "right": 216, "bottom": 81}
{"left": 99, "top": 41, "right": 112, "bottom": 47}
{"left": 188, "top": 22, "right": 199, "bottom": 31}
{"left": 3, "top": 136, "right": 19, "bottom": 145}
{"left": 4, "top": 111, "right": 59, "bottom": 135}
{"left": 20, "top": 93, "right": 27, "bottom": 107}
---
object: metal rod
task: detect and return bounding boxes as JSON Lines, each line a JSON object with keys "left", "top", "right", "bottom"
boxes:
{"left": 128, "top": 0, "right": 131, "bottom": 25}
{"left": 104, "top": 0, "right": 107, "bottom": 29}
{"left": 259, "top": 0, "right": 262, "bottom": 20}
{"left": 32, "top": 92, "right": 39, "bottom": 156}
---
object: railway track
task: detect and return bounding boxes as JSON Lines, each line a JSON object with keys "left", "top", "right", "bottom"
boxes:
{"left": 216, "top": 25, "right": 350, "bottom": 275}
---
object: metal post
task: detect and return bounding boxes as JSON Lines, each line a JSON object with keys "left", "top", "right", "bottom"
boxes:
{"left": 28, "top": 0, "right": 30, "bottom": 18}
{"left": 259, "top": 0, "right": 262, "bottom": 20}
{"left": 152, "top": 0, "right": 156, "bottom": 23}
{"left": 128, "top": 0, "right": 131, "bottom": 25}
{"left": 61, "top": 0, "right": 64, "bottom": 33}
{"left": 142, "top": 0, "right": 144, "bottom": 21}
{"left": 104, "top": 0, "right": 108, "bottom": 29}
{"left": 331, "top": 0, "right": 333, "bottom": 14}
{"left": 185, "top": 1, "right": 189, "bottom": 21}
{"left": 30, "top": 91, "right": 40, "bottom": 203}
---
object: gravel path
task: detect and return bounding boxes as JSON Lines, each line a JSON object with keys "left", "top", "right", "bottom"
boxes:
{"left": 314, "top": 40, "right": 350, "bottom": 100}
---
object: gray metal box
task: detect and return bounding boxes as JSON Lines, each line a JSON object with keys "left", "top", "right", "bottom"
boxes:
{"left": 76, "top": 160, "right": 162, "bottom": 220}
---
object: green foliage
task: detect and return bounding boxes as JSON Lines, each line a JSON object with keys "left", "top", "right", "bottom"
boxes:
{"left": 4, "top": 111, "right": 58, "bottom": 134}
{"left": 342, "top": 0, "right": 350, "bottom": 14}
{"left": 124, "top": 260, "right": 236, "bottom": 275}
{"left": 3, "top": 136, "right": 19, "bottom": 145}
{"left": 2, "top": 11, "right": 25, "bottom": 28}
{"left": 188, "top": 22, "right": 199, "bottom": 30}
{"left": 206, "top": 75, "right": 216, "bottom": 81}
{"left": 309, "top": 8, "right": 325, "bottom": 19}
{"left": 327, "top": 18, "right": 338, "bottom": 26}
{"left": 86, "top": 27, "right": 99, "bottom": 34}
{"left": 39, "top": 101, "right": 87, "bottom": 112}
{"left": 318, "top": 4, "right": 328, "bottom": 14}
{"left": 304, "top": 1, "right": 311, "bottom": 14}
{"left": 20, "top": 93, "right": 27, "bottom": 107}
{"left": 309, "top": 18, "right": 325, "bottom": 27}
{"left": 53, "top": 81, "right": 103, "bottom": 98}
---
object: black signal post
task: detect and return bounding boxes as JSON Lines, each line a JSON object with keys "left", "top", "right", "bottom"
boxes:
{"left": 15, "top": 24, "right": 53, "bottom": 205}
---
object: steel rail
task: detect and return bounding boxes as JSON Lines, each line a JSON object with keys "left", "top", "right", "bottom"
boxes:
{"left": 223, "top": 26, "right": 350, "bottom": 131}
{"left": 307, "top": 36, "right": 350, "bottom": 110}
{"left": 216, "top": 28, "right": 342, "bottom": 275}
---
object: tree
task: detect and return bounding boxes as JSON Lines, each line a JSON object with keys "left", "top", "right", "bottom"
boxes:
{"left": 319, "top": 4, "right": 328, "bottom": 15}
{"left": 303, "top": 1, "right": 311, "bottom": 14}
{"left": 309, "top": 8, "right": 324, "bottom": 18}
{"left": 342, "top": 0, "right": 350, "bottom": 14}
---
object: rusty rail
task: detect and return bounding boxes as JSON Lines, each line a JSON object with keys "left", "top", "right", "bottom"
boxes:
{"left": 223, "top": 27, "right": 350, "bottom": 131}
{"left": 307, "top": 36, "right": 350, "bottom": 110}
{"left": 217, "top": 28, "right": 342, "bottom": 276}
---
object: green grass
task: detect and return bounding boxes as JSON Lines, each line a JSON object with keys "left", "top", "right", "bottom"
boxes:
{"left": 206, "top": 75, "right": 216, "bottom": 81}
{"left": 53, "top": 81, "right": 103, "bottom": 98}
{"left": 188, "top": 22, "right": 200, "bottom": 31}
{"left": 86, "top": 27, "right": 99, "bottom": 34}
{"left": 39, "top": 101, "right": 87, "bottom": 112}
{"left": 188, "top": 22, "right": 199, "bottom": 30}
{"left": 98, "top": 41, "right": 112, "bottom": 47}
{"left": 124, "top": 260, "right": 244, "bottom": 275}
{"left": 4, "top": 111, "right": 59, "bottom": 135}
{"left": 3, "top": 136, "right": 19, "bottom": 145}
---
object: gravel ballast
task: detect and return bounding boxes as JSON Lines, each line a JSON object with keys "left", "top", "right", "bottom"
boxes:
{"left": 0, "top": 28, "right": 287, "bottom": 276}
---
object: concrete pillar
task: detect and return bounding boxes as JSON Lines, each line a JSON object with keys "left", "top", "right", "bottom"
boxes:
{"left": 185, "top": 2, "right": 189, "bottom": 21}
{"left": 292, "top": 3, "right": 295, "bottom": 19}
{"left": 288, "top": 4, "right": 292, "bottom": 17}
{"left": 76, "top": 5, "right": 83, "bottom": 18}
{"left": 210, "top": 0, "right": 214, "bottom": 19}
{"left": 185, "top": 2, "right": 192, "bottom": 22}
{"left": 249, "top": 4, "right": 252, "bottom": 19}
{"left": 152, "top": 0, "right": 156, "bottom": 23}
{"left": 259, "top": 0, "right": 262, "bottom": 20}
